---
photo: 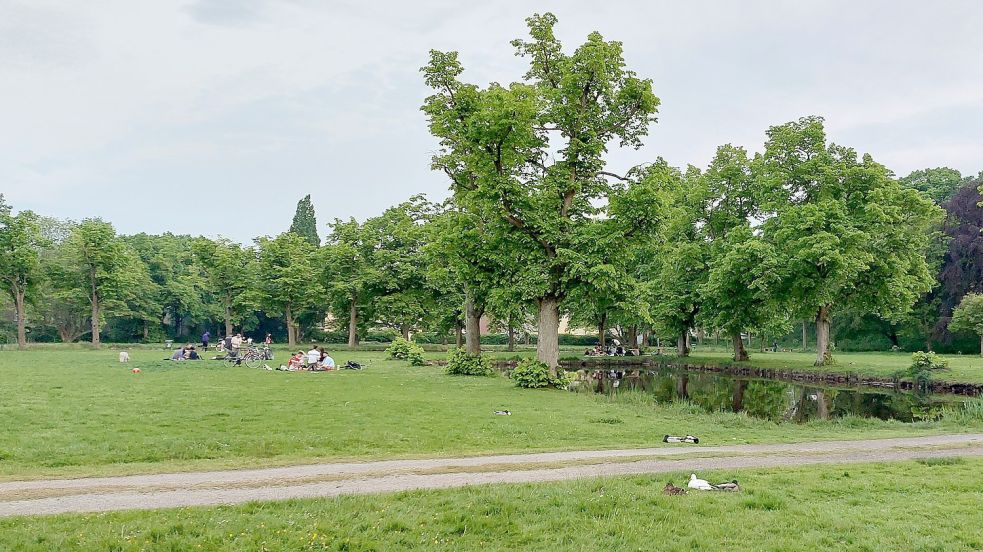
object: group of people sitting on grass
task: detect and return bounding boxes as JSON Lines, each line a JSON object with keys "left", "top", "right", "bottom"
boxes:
{"left": 278, "top": 346, "right": 335, "bottom": 371}
{"left": 585, "top": 342, "right": 631, "bottom": 357}
{"left": 168, "top": 345, "right": 202, "bottom": 361}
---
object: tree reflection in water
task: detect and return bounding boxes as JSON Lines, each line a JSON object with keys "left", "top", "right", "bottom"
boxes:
{"left": 571, "top": 367, "right": 956, "bottom": 423}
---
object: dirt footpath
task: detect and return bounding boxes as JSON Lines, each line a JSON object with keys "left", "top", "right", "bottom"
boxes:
{"left": 2, "top": 434, "right": 981, "bottom": 517}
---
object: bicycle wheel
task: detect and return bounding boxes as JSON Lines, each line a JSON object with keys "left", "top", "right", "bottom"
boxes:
{"left": 242, "top": 353, "right": 261, "bottom": 368}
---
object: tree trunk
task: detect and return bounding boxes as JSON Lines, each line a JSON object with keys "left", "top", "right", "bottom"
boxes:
{"left": 801, "top": 320, "right": 807, "bottom": 351}
{"left": 455, "top": 322, "right": 463, "bottom": 348}
{"left": 14, "top": 287, "right": 27, "bottom": 349}
{"left": 979, "top": 334, "right": 982, "bottom": 358}
{"left": 223, "top": 296, "right": 233, "bottom": 337}
{"left": 464, "top": 294, "right": 483, "bottom": 355}
{"left": 536, "top": 295, "right": 561, "bottom": 373}
{"left": 90, "top": 294, "right": 101, "bottom": 346}
{"left": 507, "top": 325, "right": 515, "bottom": 352}
{"left": 347, "top": 299, "right": 358, "bottom": 347}
{"left": 628, "top": 325, "right": 638, "bottom": 350}
{"left": 142, "top": 321, "right": 149, "bottom": 341}
{"left": 598, "top": 313, "right": 607, "bottom": 348}
{"left": 732, "top": 332, "right": 749, "bottom": 361}
{"left": 401, "top": 325, "right": 410, "bottom": 340}
{"left": 815, "top": 305, "right": 832, "bottom": 365}
{"left": 285, "top": 305, "right": 296, "bottom": 347}
{"left": 677, "top": 330, "right": 689, "bottom": 357}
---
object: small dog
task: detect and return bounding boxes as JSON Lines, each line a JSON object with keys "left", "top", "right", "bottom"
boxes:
{"left": 118, "top": 351, "right": 130, "bottom": 363}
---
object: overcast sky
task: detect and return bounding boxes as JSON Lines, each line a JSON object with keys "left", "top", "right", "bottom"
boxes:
{"left": 3, "top": 0, "right": 982, "bottom": 242}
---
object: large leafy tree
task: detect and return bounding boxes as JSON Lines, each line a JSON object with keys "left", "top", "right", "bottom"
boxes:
{"left": 650, "top": 166, "right": 707, "bottom": 356}
{"left": 693, "top": 145, "right": 786, "bottom": 361}
{"left": 60, "top": 219, "right": 131, "bottom": 345}
{"left": 193, "top": 237, "right": 257, "bottom": 336}
{"left": 758, "top": 117, "right": 943, "bottom": 365}
{"left": 256, "top": 232, "right": 323, "bottom": 346}
{"left": 933, "top": 180, "right": 983, "bottom": 342}
{"left": 125, "top": 233, "right": 209, "bottom": 339}
{"left": 0, "top": 198, "right": 46, "bottom": 348}
{"left": 426, "top": 204, "right": 503, "bottom": 354}
{"left": 289, "top": 194, "right": 320, "bottom": 246}
{"left": 368, "top": 196, "right": 435, "bottom": 339}
{"left": 702, "top": 227, "right": 783, "bottom": 361}
{"left": 421, "top": 13, "right": 660, "bottom": 369}
{"left": 323, "top": 218, "right": 384, "bottom": 347}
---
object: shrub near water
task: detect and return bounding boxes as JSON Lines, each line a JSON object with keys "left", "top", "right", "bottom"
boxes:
{"left": 446, "top": 349, "right": 494, "bottom": 376}
{"left": 906, "top": 351, "right": 949, "bottom": 390}
{"left": 510, "top": 359, "right": 569, "bottom": 388}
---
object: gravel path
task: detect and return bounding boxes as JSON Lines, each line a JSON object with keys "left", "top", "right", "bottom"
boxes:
{"left": 2, "top": 433, "right": 981, "bottom": 517}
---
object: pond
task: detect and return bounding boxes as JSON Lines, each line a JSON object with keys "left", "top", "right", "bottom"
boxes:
{"left": 567, "top": 367, "right": 963, "bottom": 423}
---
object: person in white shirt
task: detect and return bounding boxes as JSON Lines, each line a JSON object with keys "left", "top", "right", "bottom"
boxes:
{"left": 230, "top": 334, "right": 243, "bottom": 356}
{"left": 307, "top": 346, "right": 321, "bottom": 365}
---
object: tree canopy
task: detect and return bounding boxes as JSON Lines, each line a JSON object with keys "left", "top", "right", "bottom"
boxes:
{"left": 421, "top": 12, "right": 661, "bottom": 369}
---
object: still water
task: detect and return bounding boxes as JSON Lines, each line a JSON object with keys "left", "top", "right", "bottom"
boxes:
{"left": 568, "top": 368, "right": 961, "bottom": 423}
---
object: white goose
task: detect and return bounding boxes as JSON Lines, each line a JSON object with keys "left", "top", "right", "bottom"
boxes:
{"left": 687, "top": 473, "right": 713, "bottom": 490}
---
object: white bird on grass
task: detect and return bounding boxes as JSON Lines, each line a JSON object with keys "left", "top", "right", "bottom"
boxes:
{"left": 688, "top": 474, "right": 713, "bottom": 490}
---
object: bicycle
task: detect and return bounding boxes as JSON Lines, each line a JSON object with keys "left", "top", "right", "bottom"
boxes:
{"left": 226, "top": 345, "right": 271, "bottom": 368}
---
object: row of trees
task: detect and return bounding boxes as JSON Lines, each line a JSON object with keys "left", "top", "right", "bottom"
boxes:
{"left": 419, "top": 13, "right": 947, "bottom": 369}
{"left": 2, "top": 14, "right": 979, "bottom": 364}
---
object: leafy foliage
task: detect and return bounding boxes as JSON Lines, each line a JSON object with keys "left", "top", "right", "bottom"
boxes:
{"left": 0, "top": 202, "right": 46, "bottom": 347}
{"left": 446, "top": 348, "right": 494, "bottom": 376}
{"left": 906, "top": 351, "right": 949, "bottom": 390}
{"left": 948, "top": 292, "right": 983, "bottom": 343}
{"left": 385, "top": 337, "right": 426, "bottom": 366}
{"left": 900, "top": 167, "right": 966, "bottom": 204}
{"left": 289, "top": 194, "right": 319, "bottom": 246}
{"left": 758, "top": 117, "right": 943, "bottom": 364}
{"left": 510, "top": 359, "right": 569, "bottom": 388}
{"left": 256, "top": 232, "right": 323, "bottom": 345}
{"left": 421, "top": 12, "right": 662, "bottom": 367}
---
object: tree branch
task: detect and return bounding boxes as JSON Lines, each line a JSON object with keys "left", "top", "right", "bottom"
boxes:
{"left": 500, "top": 191, "right": 556, "bottom": 258}
{"left": 598, "top": 171, "right": 630, "bottom": 182}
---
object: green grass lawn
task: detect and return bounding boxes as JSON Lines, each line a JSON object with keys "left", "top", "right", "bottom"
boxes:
{"left": 1, "top": 348, "right": 982, "bottom": 480}
{"left": 3, "top": 457, "right": 981, "bottom": 551}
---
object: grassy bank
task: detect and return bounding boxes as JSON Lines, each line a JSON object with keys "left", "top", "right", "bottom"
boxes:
{"left": 2, "top": 457, "right": 981, "bottom": 550}
{"left": 1, "top": 348, "right": 982, "bottom": 480}
{"left": 673, "top": 350, "right": 983, "bottom": 384}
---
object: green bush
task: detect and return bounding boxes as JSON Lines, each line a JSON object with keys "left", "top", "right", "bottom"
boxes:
{"left": 446, "top": 349, "right": 494, "bottom": 376}
{"left": 387, "top": 337, "right": 426, "bottom": 366}
{"left": 386, "top": 337, "right": 413, "bottom": 360}
{"left": 406, "top": 345, "right": 426, "bottom": 366}
{"left": 906, "top": 351, "right": 949, "bottom": 390}
{"left": 510, "top": 359, "right": 569, "bottom": 389}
